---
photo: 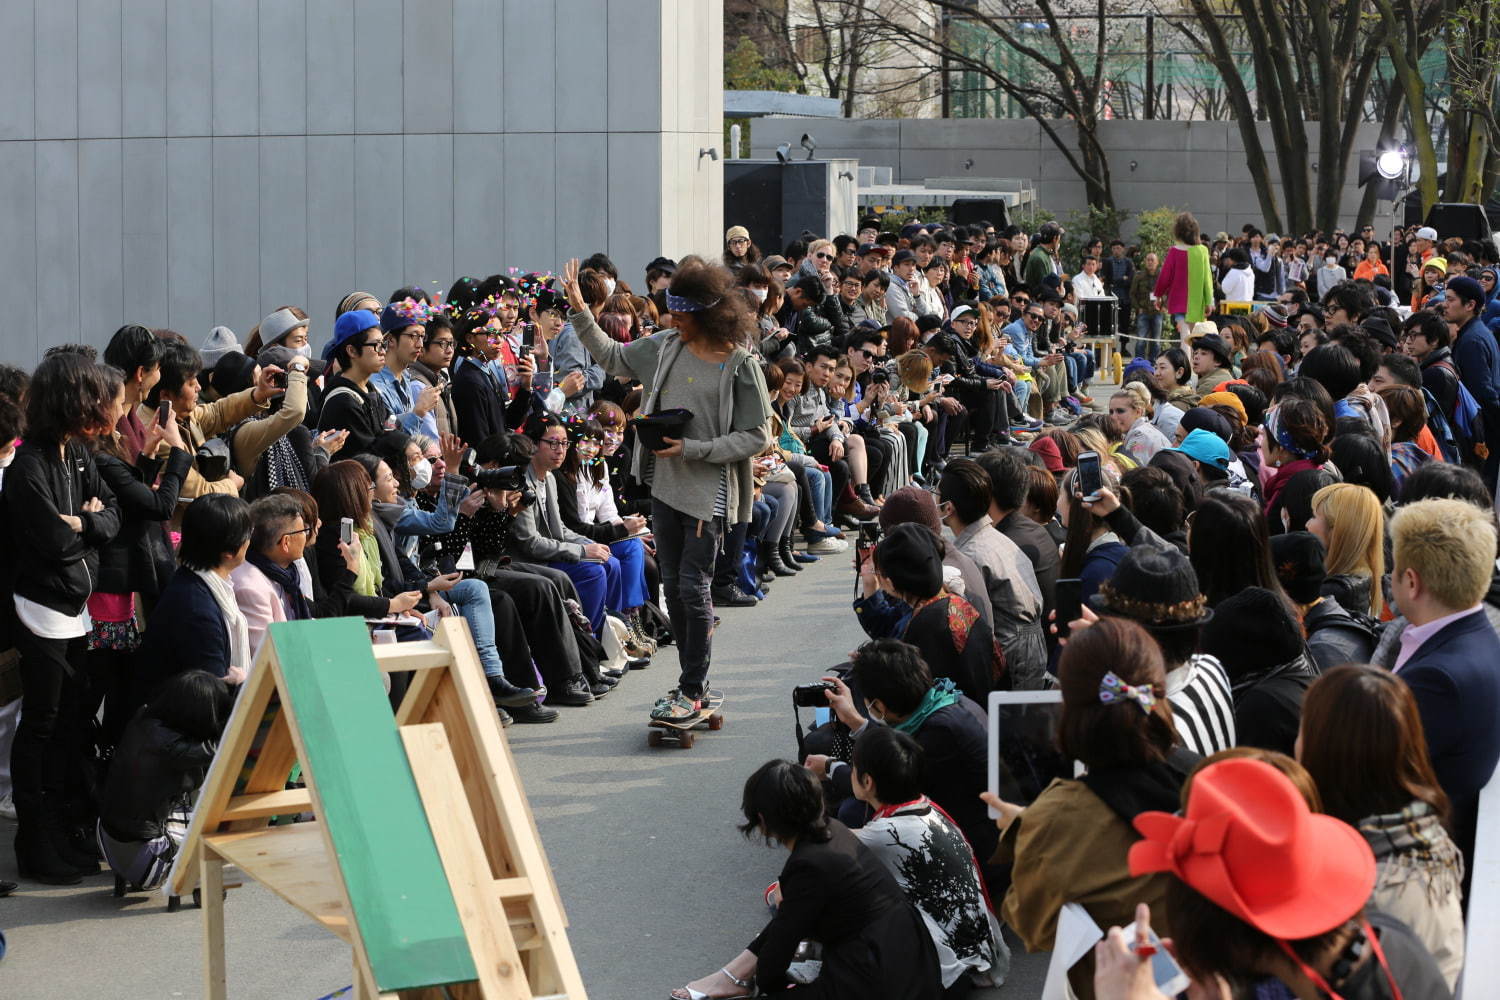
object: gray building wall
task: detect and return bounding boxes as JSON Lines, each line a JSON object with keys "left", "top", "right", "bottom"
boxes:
{"left": 749, "top": 118, "right": 1382, "bottom": 239}
{"left": 0, "top": 0, "right": 722, "bottom": 367}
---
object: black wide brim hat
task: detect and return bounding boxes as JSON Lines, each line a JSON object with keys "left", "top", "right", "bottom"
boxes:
{"left": 1087, "top": 543, "right": 1214, "bottom": 632}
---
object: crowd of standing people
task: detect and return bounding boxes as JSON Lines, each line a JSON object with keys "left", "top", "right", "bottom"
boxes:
{"left": 0, "top": 207, "right": 1497, "bottom": 999}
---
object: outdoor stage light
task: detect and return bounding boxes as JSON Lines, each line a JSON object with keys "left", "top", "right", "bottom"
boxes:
{"left": 801, "top": 133, "right": 817, "bottom": 160}
{"left": 698, "top": 147, "right": 719, "bottom": 161}
{"left": 775, "top": 143, "right": 791, "bottom": 164}
{"left": 1376, "top": 147, "right": 1408, "bottom": 180}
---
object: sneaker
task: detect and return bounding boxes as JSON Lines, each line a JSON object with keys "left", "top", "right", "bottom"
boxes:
{"left": 650, "top": 690, "right": 702, "bottom": 722}
{"left": 808, "top": 536, "right": 848, "bottom": 555}
{"left": 0, "top": 794, "right": 14, "bottom": 821}
{"left": 1047, "top": 407, "right": 1073, "bottom": 426}
{"left": 551, "top": 677, "right": 595, "bottom": 706}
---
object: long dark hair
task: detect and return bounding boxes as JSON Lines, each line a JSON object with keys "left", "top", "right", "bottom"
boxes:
{"left": 1300, "top": 664, "right": 1449, "bottom": 824}
{"left": 313, "top": 460, "right": 374, "bottom": 533}
{"left": 1189, "top": 488, "right": 1283, "bottom": 606}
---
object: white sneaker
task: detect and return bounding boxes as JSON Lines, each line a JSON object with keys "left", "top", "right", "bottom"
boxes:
{"left": 0, "top": 794, "right": 15, "bottom": 820}
{"left": 807, "top": 537, "right": 848, "bottom": 555}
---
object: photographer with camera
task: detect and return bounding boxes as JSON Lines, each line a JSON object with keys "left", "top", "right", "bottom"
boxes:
{"left": 804, "top": 640, "right": 995, "bottom": 866}
{"left": 563, "top": 257, "right": 771, "bottom": 725}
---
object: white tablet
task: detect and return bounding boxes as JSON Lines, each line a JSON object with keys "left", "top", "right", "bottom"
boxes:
{"left": 987, "top": 689, "right": 1071, "bottom": 819}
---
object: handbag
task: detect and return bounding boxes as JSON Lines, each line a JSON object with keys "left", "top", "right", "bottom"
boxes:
{"left": 194, "top": 437, "right": 233, "bottom": 482}
{"left": 632, "top": 408, "right": 692, "bottom": 452}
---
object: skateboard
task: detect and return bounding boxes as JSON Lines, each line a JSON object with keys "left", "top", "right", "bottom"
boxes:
{"left": 647, "top": 690, "right": 725, "bottom": 749}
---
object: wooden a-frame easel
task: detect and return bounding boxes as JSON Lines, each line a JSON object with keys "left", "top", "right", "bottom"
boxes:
{"left": 171, "top": 616, "right": 587, "bottom": 999}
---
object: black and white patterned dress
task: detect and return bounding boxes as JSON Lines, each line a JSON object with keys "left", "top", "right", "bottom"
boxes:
{"left": 855, "top": 798, "right": 1009, "bottom": 989}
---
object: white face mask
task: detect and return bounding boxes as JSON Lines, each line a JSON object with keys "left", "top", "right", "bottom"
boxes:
{"left": 865, "top": 701, "right": 885, "bottom": 724}
{"left": 602, "top": 277, "right": 617, "bottom": 297}
{"left": 292, "top": 344, "right": 312, "bottom": 359}
{"left": 750, "top": 287, "right": 768, "bottom": 303}
{"left": 0, "top": 449, "right": 12, "bottom": 470}
{"left": 410, "top": 458, "right": 433, "bottom": 491}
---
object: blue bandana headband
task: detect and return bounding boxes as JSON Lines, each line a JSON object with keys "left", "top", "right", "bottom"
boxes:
{"left": 666, "top": 291, "right": 720, "bottom": 313}
{"left": 1266, "top": 406, "right": 1320, "bottom": 462}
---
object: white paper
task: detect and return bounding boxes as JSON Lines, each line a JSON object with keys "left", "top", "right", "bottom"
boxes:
{"left": 1041, "top": 902, "right": 1104, "bottom": 1000}
{"left": 455, "top": 543, "right": 475, "bottom": 571}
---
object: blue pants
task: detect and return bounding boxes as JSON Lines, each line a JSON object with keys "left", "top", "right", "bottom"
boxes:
{"left": 1011, "top": 377, "right": 1032, "bottom": 416}
{"left": 444, "top": 577, "right": 505, "bottom": 678}
{"left": 1134, "top": 312, "right": 1163, "bottom": 358}
{"left": 550, "top": 555, "right": 623, "bottom": 636}
{"left": 608, "top": 536, "right": 650, "bottom": 611}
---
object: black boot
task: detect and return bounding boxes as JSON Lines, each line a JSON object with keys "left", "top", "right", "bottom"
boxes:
{"left": 763, "top": 541, "right": 798, "bottom": 576}
{"left": 486, "top": 674, "right": 543, "bottom": 709}
{"left": 551, "top": 676, "right": 595, "bottom": 706}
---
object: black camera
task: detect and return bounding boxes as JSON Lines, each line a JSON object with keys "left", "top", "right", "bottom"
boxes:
{"left": 870, "top": 367, "right": 891, "bottom": 385}
{"left": 792, "top": 681, "right": 837, "bottom": 708}
{"left": 474, "top": 465, "right": 536, "bottom": 507}
{"left": 857, "top": 521, "right": 882, "bottom": 547}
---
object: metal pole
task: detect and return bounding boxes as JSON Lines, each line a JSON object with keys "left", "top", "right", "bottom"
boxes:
{"left": 1145, "top": 15, "right": 1155, "bottom": 120}
{"left": 941, "top": 13, "right": 951, "bottom": 118}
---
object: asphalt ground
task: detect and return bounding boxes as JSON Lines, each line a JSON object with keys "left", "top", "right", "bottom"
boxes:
{"left": 0, "top": 552, "right": 1048, "bottom": 998}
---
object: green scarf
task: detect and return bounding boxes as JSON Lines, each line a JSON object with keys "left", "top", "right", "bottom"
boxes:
{"left": 353, "top": 529, "right": 383, "bottom": 598}
{"left": 1186, "top": 244, "right": 1214, "bottom": 323}
{"left": 893, "top": 678, "right": 961, "bottom": 734}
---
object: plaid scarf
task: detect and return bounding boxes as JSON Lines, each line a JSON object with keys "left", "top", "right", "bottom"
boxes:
{"left": 1359, "top": 801, "right": 1464, "bottom": 902}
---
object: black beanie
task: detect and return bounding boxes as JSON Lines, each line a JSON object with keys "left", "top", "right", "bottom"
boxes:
{"left": 1269, "top": 532, "right": 1327, "bottom": 606}
{"left": 1199, "top": 586, "right": 1303, "bottom": 679}
{"left": 873, "top": 523, "right": 944, "bottom": 599}
{"left": 210, "top": 350, "right": 258, "bottom": 398}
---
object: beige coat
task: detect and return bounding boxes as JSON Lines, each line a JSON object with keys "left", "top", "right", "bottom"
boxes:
{"left": 996, "top": 778, "right": 1172, "bottom": 1000}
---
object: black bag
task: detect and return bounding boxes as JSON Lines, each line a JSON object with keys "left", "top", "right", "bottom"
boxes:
{"left": 632, "top": 408, "right": 692, "bottom": 452}
{"left": 194, "top": 437, "right": 233, "bottom": 483}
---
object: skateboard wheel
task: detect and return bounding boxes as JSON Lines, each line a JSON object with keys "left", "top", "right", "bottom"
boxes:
{"left": 648, "top": 730, "right": 663, "bottom": 747}
{"left": 708, "top": 713, "right": 724, "bottom": 731}
{"left": 679, "top": 732, "right": 695, "bottom": 748}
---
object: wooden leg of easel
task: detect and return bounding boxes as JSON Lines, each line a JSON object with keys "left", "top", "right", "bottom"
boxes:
{"left": 201, "top": 851, "right": 227, "bottom": 1000}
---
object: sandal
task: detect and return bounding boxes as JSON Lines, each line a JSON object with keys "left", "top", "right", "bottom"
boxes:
{"left": 669, "top": 967, "right": 754, "bottom": 1000}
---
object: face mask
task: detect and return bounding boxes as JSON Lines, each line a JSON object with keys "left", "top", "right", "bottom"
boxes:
{"left": 602, "top": 277, "right": 617, "bottom": 297}
{"left": 292, "top": 344, "right": 312, "bottom": 359}
{"left": 0, "top": 449, "right": 12, "bottom": 470}
{"left": 750, "top": 287, "right": 768, "bottom": 303}
{"left": 865, "top": 701, "right": 885, "bottom": 724}
{"left": 410, "top": 458, "right": 433, "bottom": 491}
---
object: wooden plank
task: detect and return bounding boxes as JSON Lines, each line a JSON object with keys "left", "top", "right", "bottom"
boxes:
{"left": 395, "top": 651, "right": 449, "bottom": 726}
{"left": 373, "top": 640, "right": 454, "bottom": 673}
{"left": 402, "top": 723, "right": 532, "bottom": 1000}
{"left": 267, "top": 618, "right": 476, "bottom": 993}
{"left": 492, "top": 877, "right": 534, "bottom": 900}
{"left": 202, "top": 850, "right": 227, "bottom": 1000}
{"left": 427, "top": 618, "right": 586, "bottom": 997}
{"left": 220, "top": 788, "right": 314, "bottom": 822}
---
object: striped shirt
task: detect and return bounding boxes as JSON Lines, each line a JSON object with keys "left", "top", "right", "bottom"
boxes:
{"left": 1166, "top": 654, "right": 1236, "bottom": 756}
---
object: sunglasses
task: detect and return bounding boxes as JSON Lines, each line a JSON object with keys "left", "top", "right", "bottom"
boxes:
{"left": 855, "top": 348, "right": 875, "bottom": 359}
{"left": 815, "top": 253, "right": 835, "bottom": 261}
{"left": 1026, "top": 312, "right": 1044, "bottom": 320}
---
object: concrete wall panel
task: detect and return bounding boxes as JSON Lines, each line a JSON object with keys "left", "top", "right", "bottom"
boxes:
{"left": 166, "top": 0, "right": 213, "bottom": 136}
{"left": 122, "top": 0, "right": 168, "bottom": 137}
{"left": 166, "top": 138, "right": 216, "bottom": 335}
{"left": 78, "top": 0, "right": 122, "bottom": 138}
{"left": 0, "top": 0, "right": 722, "bottom": 366}
{"left": 34, "top": 1, "right": 79, "bottom": 141}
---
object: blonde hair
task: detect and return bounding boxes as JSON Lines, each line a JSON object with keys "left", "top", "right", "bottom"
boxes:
{"left": 1116, "top": 381, "right": 1154, "bottom": 418}
{"left": 1311, "top": 483, "right": 1386, "bottom": 615}
{"left": 806, "top": 238, "right": 834, "bottom": 261}
{"left": 896, "top": 350, "right": 932, "bottom": 393}
{"left": 1391, "top": 498, "right": 1497, "bottom": 611}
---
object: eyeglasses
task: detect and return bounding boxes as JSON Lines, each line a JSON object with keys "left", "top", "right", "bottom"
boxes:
{"left": 539, "top": 438, "right": 570, "bottom": 450}
{"left": 357, "top": 340, "right": 387, "bottom": 354}
{"left": 815, "top": 253, "right": 835, "bottom": 261}
{"left": 281, "top": 526, "right": 315, "bottom": 540}
{"left": 428, "top": 338, "right": 455, "bottom": 349}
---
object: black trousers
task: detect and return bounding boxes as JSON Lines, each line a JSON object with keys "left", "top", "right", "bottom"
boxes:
{"left": 12, "top": 631, "right": 92, "bottom": 829}
{"left": 484, "top": 567, "right": 584, "bottom": 690}
{"left": 809, "top": 433, "right": 852, "bottom": 502}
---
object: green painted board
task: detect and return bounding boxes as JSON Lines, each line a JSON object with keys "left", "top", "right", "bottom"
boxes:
{"left": 267, "top": 618, "right": 478, "bottom": 991}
